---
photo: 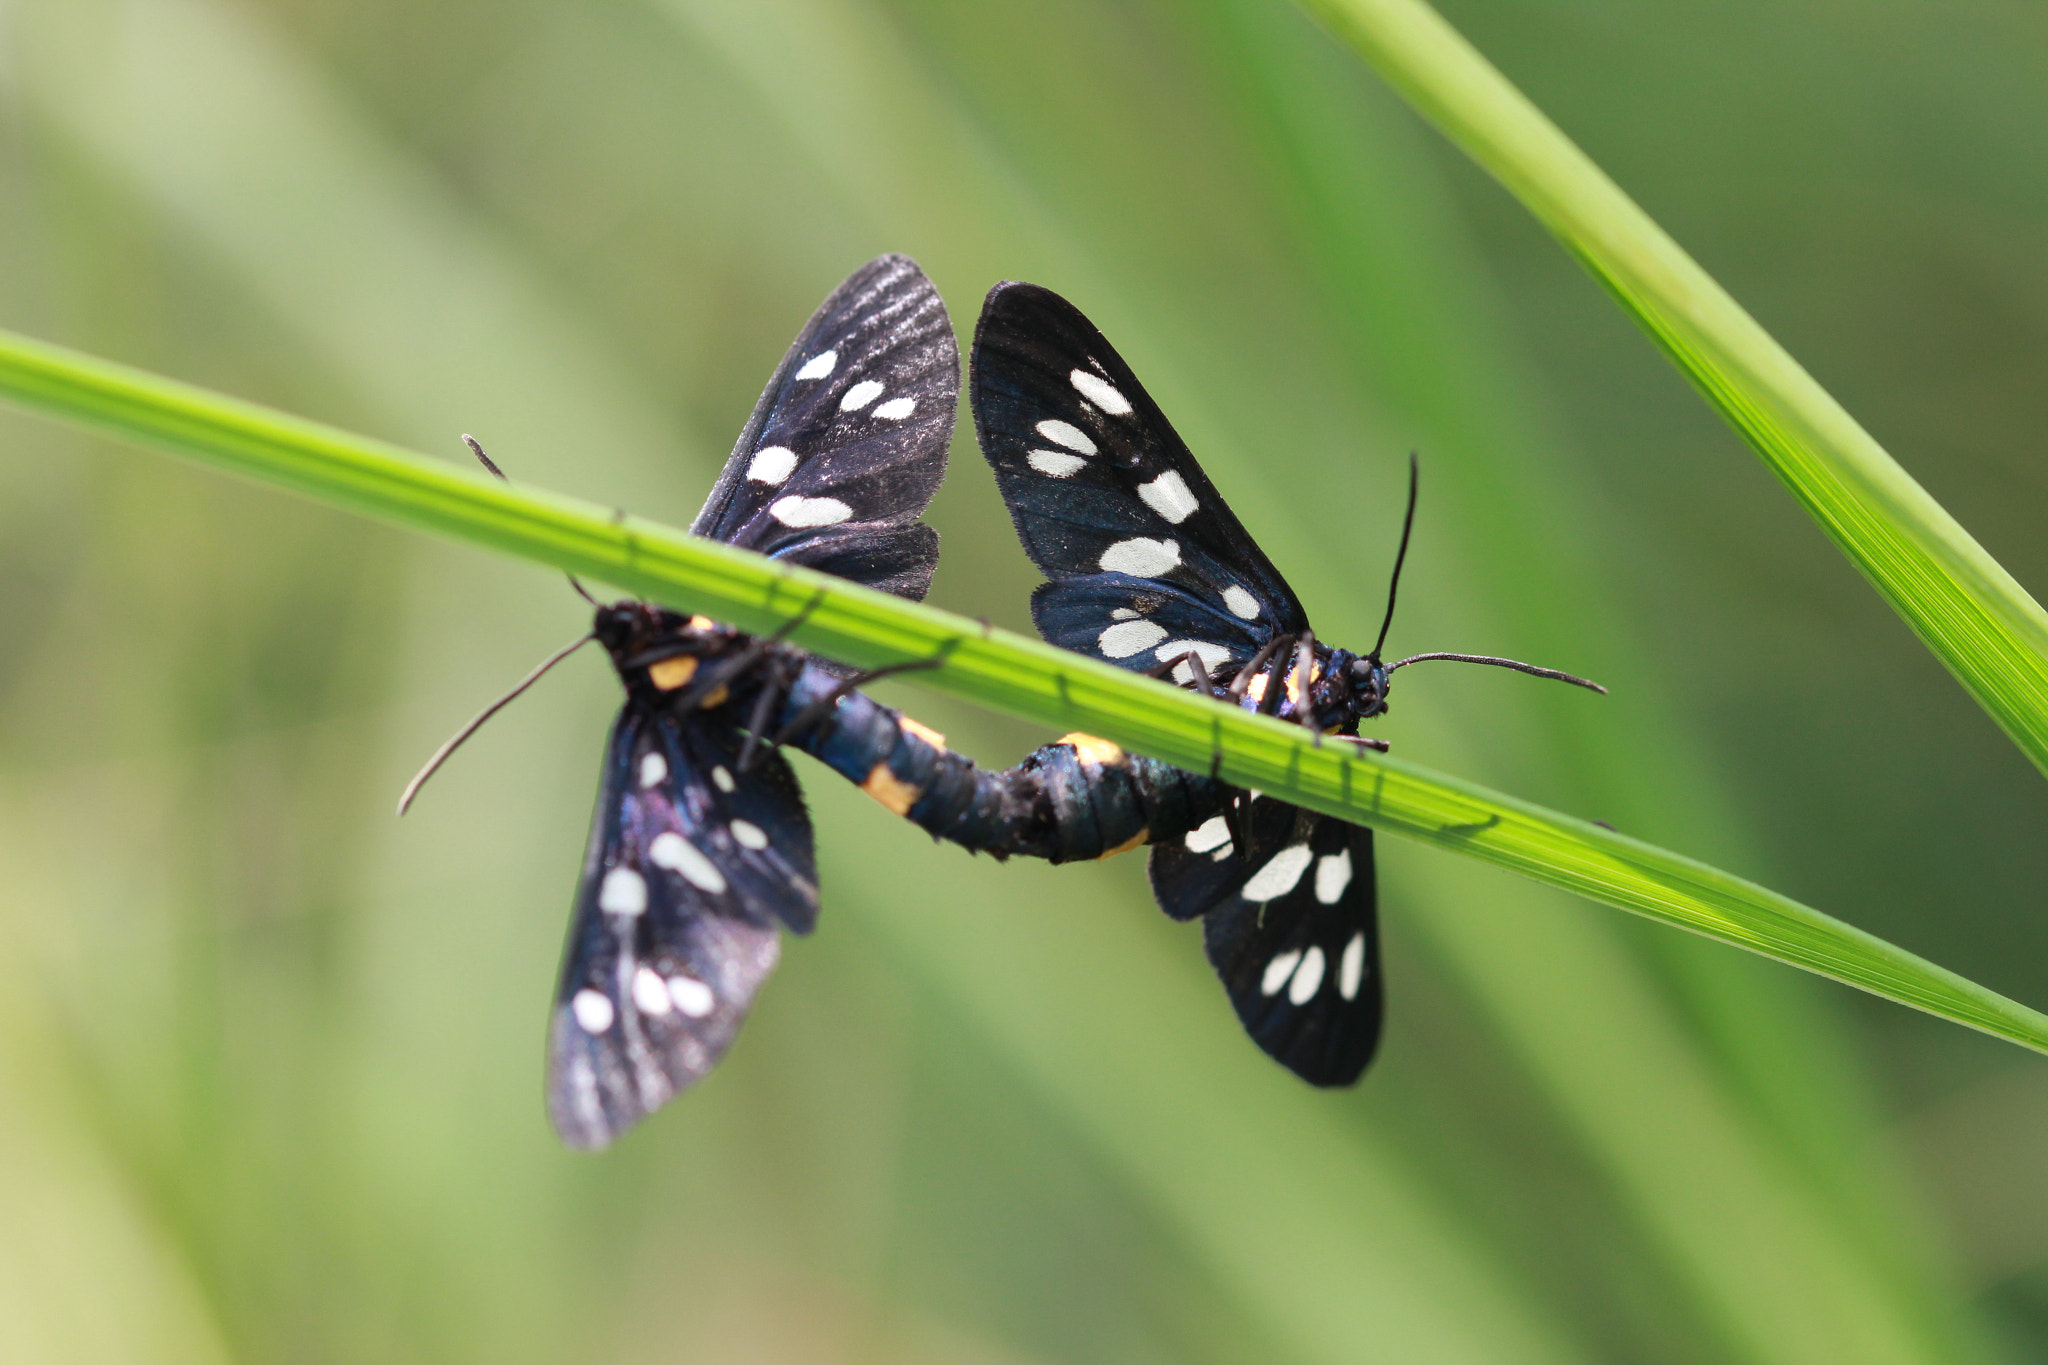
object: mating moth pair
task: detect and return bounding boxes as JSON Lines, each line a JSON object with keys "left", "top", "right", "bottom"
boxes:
{"left": 413, "top": 255, "right": 1599, "bottom": 1148}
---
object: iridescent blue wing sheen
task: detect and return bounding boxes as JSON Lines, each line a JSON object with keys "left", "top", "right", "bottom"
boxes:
{"left": 691, "top": 254, "right": 958, "bottom": 600}
{"left": 970, "top": 280, "right": 1310, "bottom": 677}
{"left": 1150, "top": 798, "right": 1381, "bottom": 1086}
{"left": 548, "top": 703, "right": 818, "bottom": 1149}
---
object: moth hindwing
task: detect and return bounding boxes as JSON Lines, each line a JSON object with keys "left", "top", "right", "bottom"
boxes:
{"left": 1153, "top": 799, "right": 1382, "bottom": 1086}
{"left": 548, "top": 705, "right": 818, "bottom": 1149}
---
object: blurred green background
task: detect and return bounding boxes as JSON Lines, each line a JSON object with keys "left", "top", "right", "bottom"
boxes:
{"left": 3, "top": 0, "right": 2046, "bottom": 1360}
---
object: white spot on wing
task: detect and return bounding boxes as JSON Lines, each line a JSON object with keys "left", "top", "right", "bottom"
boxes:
{"left": 794, "top": 350, "right": 837, "bottom": 381}
{"left": 1222, "top": 586, "right": 1261, "bottom": 620}
{"left": 650, "top": 831, "right": 727, "bottom": 894}
{"left": 633, "top": 966, "right": 672, "bottom": 1016}
{"left": 1098, "top": 619, "right": 1168, "bottom": 658}
{"left": 572, "top": 989, "right": 615, "bottom": 1033}
{"left": 599, "top": 867, "right": 648, "bottom": 916}
{"left": 1261, "top": 950, "right": 1302, "bottom": 997}
{"left": 1339, "top": 932, "right": 1367, "bottom": 1001}
{"left": 1315, "top": 850, "right": 1353, "bottom": 904}
{"left": 1070, "top": 368, "right": 1133, "bottom": 415}
{"left": 873, "top": 396, "right": 917, "bottom": 420}
{"left": 639, "top": 751, "right": 668, "bottom": 788}
{"left": 1288, "top": 945, "right": 1326, "bottom": 1005}
{"left": 840, "top": 380, "right": 884, "bottom": 411}
{"left": 1027, "top": 450, "right": 1087, "bottom": 478}
{"left": 1137, "top": 471, "right": 1199, "bottom": 524}
{"left": 1185, "top": 816, "right": 1232, "bottom": 854}
{"left": 668, "top": 975, "right": 715, "bottom": 1018}
{"left": 1110, "top": 608, "right": 1140, "bottom": 620}
{"left": 711, "top": 766, "right": 736, "bottom": 793}
{"left": 1241, "top": 843, "right": 1312, "bottom": 901}
{"left": 747, "top": 445, "right": 799, "bottom": 484}
{"left": 771, "top": 495, "right": 853, "bottom": 528}
{"left": 1035, "top": 419, "right": 1097, "bottom": 454}
{"left": 1099, "top": 537, "right": 1180, "bottom": 577}
{"left": 730, "top": 819, "right": 768, "bottom": 850}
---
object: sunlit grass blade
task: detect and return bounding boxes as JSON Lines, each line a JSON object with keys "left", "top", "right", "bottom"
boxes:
{"left": 2, "top": 324, "right": 2045, "bottom": 1062}
{"left": 1292, "top": 0, "right": 2048, "bottom": 781}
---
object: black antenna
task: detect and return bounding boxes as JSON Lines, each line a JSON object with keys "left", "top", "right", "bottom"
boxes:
{"left": 1386, "top": 651, "right": 1606, "bottom": 695}
{"left": 1369, "top": 453, "right": 1420, "bottom": 662}
{"left": 463, "top": 434, "right": 601, "bottom": 608}
{"left": 397, "top": 631, "right": 596, "bottom": 815}
{"left": 1365, "top": 455, "right": 1605, "bottom": 698}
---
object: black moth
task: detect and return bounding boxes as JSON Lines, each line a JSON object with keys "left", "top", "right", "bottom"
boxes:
{"left": 537, "top": 256, "right": 954, "bottom": 1147}
{"left": 969, "top": 281, "right": 1602, "bottom": 1086}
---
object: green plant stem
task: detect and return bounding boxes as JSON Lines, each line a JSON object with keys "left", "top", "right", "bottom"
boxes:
{"left": 3, "top": 326, "right": 2045, "bottom": 1056}
{"left": 1293, "top": 0, "right": 2048, "bottom": 782}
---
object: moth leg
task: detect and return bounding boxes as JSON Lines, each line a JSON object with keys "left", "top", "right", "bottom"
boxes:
{"left": 769, "top": 658, "right": 944, "bottom": 750}
{"left": 1228, "top": 787, "right": 1254, "bottom": 854}
{"left": 1255, "top": 636, "right": 1295, "bottom": 717}
{"left": 765, "top": 588, "right": 829, "bottom": 644}
{"left": 1227, "top": 635, "right": 1289, "bottom": 703}
{"left": 1292, "top": 629, "right": 1321, "bottom": 746}
{"left": 735, "top": 654, "right": 796, "bottom": 774}
{"left": 1144, "top": 649, "right": 1218, "bottom": 699}
{"left": 675, "top": 591, "right": 829, "bottom": 713}
{"left": 1201, "top": 748, "right": 1252, "bottom": 854}
{"left": 674, "top": 639, "right": 771, "bottom": 712}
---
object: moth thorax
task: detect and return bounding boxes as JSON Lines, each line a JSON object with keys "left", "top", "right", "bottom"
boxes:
{"left": 1243, "top": 660, "right": 1323, "bottom": 712}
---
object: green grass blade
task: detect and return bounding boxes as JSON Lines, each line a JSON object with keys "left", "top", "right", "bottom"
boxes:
{"left": 1293, "top": 0, "right": 2048, "bottom": 780}
{"left": 1, "top": 322, "right": 2043, "bottom": 1060}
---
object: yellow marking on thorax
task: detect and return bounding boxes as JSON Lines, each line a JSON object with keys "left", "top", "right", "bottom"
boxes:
{"left": 861, "top": 763, "right": 922, "bottom": 815}
{"left": 1058, "top": 732, "right": 1126, "bottom": 766}
{"left": 1098, "top": 829, "right": 1148, "bottom": 859}
{"left": 648, "top": 656, "right": 698, "bottom": 691}
{"left": 1286, "top": 664, "right": 1313, "bottom": 709}
{"left": 1244, "top": 662, "right": 1321, "bottom": 709}
{"left": 899, "top": 716, "right": 947, "bottom": 752}
{"left": 687, "top": 615, "right": 715, "bottom": 631}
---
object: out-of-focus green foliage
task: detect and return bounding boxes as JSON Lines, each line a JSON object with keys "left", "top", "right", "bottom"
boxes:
{"left": 13, "top": 329, "right": 2048, "bottom": 1062}
{"left": 1, "top": 0, "right": 2045, "bottom": 1361}
{"left": 1298, "top": 0, "right": 2048, "bottom": 782}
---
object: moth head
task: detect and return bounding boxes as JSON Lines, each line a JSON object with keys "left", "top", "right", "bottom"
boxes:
{"left": 594, "top": 603, "right": 726, "bottom": 685}
{"left": 1343, "top": 652, "right": 1393, "bottom": 721}
{"left": 591, "top": 602, "right": 648, "bottom": 654}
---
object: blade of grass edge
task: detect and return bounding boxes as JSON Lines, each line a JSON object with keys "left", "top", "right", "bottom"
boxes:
{"left": 1290, "top": 0, "right": 2048, "bottom": 782}
{"left": 1, "top": 324, "right": 2044, "bottom": 1060}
